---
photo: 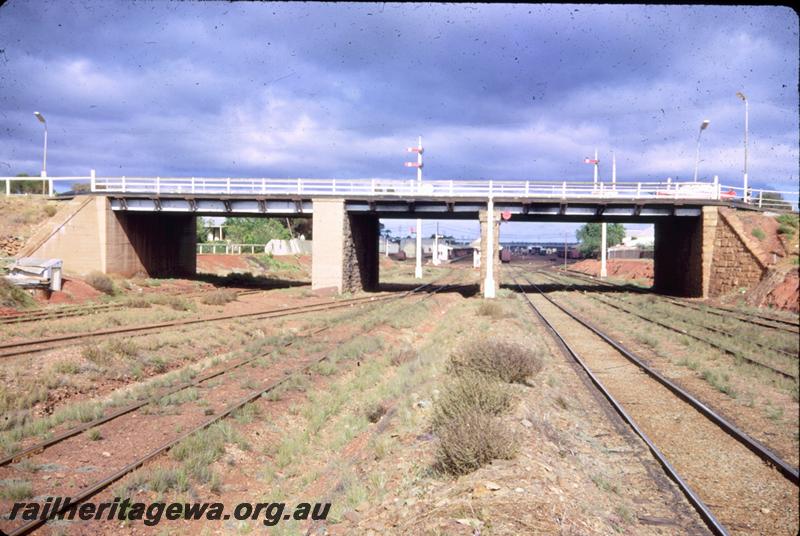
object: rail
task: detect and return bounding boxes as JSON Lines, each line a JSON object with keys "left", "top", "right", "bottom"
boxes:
{"left": 2, "top": 173, "right": 797, "bottom": 210}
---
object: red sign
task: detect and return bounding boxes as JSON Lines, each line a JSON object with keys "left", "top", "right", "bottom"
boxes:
{"left": 501, "top": 211, "right": 512, "bottom": 221}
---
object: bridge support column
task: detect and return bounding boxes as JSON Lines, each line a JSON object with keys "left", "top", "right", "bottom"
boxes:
{"left": 479, "top": 207, "right": 500, "bottom": 298}
{"left": 18, "top": 196, "right": 196, "bottom": 277}
{"left": 653, "top": 207, "right": 717, "bottom": 297}
{"left": 311, "top": 199, "right": 379, "bottom": 293}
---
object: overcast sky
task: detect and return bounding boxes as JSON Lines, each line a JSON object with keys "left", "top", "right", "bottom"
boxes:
{"left": 1, "top": 2, "right": 797, "bottom": 240}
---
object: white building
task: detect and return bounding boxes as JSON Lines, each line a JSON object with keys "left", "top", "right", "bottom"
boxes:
{"left": 621, "top": 227, "right": 654, "bottom": 248}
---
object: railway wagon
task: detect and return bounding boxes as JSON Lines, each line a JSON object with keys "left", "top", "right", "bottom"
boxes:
{"left": 500, "top": 248, "right": 512, "bottom": 263}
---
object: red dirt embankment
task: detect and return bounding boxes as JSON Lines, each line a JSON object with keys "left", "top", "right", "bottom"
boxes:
{"left": 569, "top": 259, "right": 653, "bottom": 285}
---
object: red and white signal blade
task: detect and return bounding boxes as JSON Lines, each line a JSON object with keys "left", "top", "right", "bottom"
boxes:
{"left": 404, "top": 162, "right": 422, "bottom": 168}
{"left": 407, "top": 147, "right": 424, "bottom": 153}
{"left": 584, "top": 158, "right": 599, "bottom": 164}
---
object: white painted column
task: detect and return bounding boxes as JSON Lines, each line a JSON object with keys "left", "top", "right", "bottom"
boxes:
{"left": 415, "top": 220, "right": 423, "bottom": 278}
{"left": 414, "top": 136, "right": 423, "bottom": 278}
{"left": 484, "top": 197, "right": 496, "bottom": 298}
{"left": 600, "top": 222, "right": 608, "bottom": 278}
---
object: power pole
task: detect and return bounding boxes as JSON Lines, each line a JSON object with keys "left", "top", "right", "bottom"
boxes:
{"left": 563, "top": 232, "right": 568, "bottom": 271}
{"left": 406, "top": 137, "right": 424, "bottom": 278}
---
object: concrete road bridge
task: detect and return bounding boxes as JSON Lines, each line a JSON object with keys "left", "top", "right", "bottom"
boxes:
{"left": 9, "top": 174, "right": 798, "bottom": 299}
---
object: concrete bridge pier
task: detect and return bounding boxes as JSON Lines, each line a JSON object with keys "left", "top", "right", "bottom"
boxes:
{"left": 20, "top": 196, "right": 196, "bottom": 277}
{"left": 479, "top": 207, "right": 500, "bottom": 298}
{"left": 311, "top": 199, "right": 379, "bottom": 293}
{"left": 653, "top": 206, "right": 717, "bottom": 297}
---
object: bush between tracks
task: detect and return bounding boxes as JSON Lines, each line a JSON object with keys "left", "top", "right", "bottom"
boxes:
{"left": 201, "top": 289, "right": 238, "bottom": 305}
{"left": 449, "top": 339, "right": 542, "bottom": 384}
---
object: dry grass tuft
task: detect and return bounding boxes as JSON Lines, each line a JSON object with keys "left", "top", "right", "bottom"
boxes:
{"left": 449, "top": 339, "right": 542, "bottom": 384}
{"left": 477, "top": 301, "right": 506, "bottom": 319}
{"left": 431, "top": 371, "right": 512, "bottom": 429}
{"left": 201, "top": 289, "right": 237, "bottom": 305}
{"left": 85, "top": 272, "right": 117, "bottom": 295}
{"left": 434, "top": 411, "right": 517, "bottom": 475}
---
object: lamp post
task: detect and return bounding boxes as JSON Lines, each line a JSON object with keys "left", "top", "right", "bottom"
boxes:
{"left": 693, "top": 119, "right": 710, "bottom": 182}
{"left": 736, "top": 92, "right": 749, "bottom": 202}
{"left": 33, "top": 111, "right": 52, "bottom": 196}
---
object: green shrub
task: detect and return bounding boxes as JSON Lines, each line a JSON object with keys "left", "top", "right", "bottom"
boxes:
{"left": 776, "top": 214, "right": 798, "bottom": 229}
{"left": 0, "top": 279, "right": 36, "bottom": 309}
{"left": 85, "top": 272, "right": 117, "bottom": 295}
{"left": 751, "top": 228, "right": 765, "bottom": 240}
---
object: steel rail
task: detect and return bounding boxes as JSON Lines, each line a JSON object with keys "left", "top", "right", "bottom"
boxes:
{"left": 2, "top": 278, "right": 452, "bottom": 536}
{"left": 0, "top": 280, "right": 448, "bottom": 468}
{"left": 512, "top": 272, "right": 730, "bottom": 536}
{"left": 0, "top": 288, "right": 267, "bottom": 326}
{"left": 558, "top": 268, "right": 799, "bottom": 333}
{"left": 0, "top": 293, "right": 401, "bottom": 358}
{"left": 540, "top": 271, "right": 798, "bottom": 368}
{"left": 517, "top": 270, "right": 799, "bottom": 485}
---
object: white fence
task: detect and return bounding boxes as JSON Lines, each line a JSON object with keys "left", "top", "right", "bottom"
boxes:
{"left": 2, "top": 173, "right": 797, "bottom": 211}
{"left": 197, "top": 243, "right": 267, "bottom": 254}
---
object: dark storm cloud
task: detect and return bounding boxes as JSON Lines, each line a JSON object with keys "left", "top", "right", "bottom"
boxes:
{"left": 0, "top": 2, "right": 797, "bottom": 191}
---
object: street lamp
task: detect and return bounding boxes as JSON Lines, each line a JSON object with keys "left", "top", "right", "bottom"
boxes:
{"left": 693, "top": 119, "right": 710, "bottom": 182}
{"left": 736, "top": 92, "right": 748, "bottom": 202}
{"left": 33, "top": 111, "right": 48, "bottom": 176}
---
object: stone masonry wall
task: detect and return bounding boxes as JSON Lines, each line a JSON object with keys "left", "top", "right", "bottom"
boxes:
{"left": 341, "top": 213, "right": 379, "bottom": 293}
{"left": 708, "top": 210, "right": 766, "bottom": 297}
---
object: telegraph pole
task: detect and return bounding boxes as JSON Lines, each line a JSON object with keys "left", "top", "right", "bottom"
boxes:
{"left": 405, "top": 137, "right": 424, "bottom": 278}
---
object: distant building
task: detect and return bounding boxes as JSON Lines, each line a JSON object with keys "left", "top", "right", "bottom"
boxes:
{"left": 621, "top": 228, "right": 654, "bottom": 248}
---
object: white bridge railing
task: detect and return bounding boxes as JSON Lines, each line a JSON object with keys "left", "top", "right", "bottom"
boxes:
{"left": 2, "top": 173, "right": 797, "bottom": 211}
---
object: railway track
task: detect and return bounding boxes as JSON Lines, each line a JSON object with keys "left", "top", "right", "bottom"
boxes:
{"left": 537, "top": 271, "right": 798, "bottom": 378}
{"left": 0, "top": 291, "right": 412, "bottom": 359}
{"left": 0, "top": 288, "right": 267, "bottom": 326}
{"left": 0, "top": 278, "right": 454, "bottom": 535}
{"left": 558, "top": 268, "right": 799, "bottom": 334}
{"left": 513, "top": 269, "right": 798, "bottom": 536}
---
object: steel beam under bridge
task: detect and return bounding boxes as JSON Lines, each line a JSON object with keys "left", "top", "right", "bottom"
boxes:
{"left": 107, "top": 195, "right": 712, "bottom": 222}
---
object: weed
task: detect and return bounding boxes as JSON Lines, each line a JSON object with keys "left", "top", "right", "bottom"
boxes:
{"left": 701, "top": 369, "right": 737, "bottom": 398}
{"left": 591, "top": 474, "right": 619, "bottom": 494}
{"left": 434, "top": 411, "right": 517, "bottom": 475}
{"left": 87, "top": 428, "right": 103, "bottom": 441}
{"left": 85, "top": 272, "right": 117, "bottom": 295}
{"left": 312, "top": 361, "right": 337, "bottom": 376}
{"left": 201, "top": 290, "right": 237, "bottom": 306}
{"left": 125, "top": 296, "right": 152, "bottom": 308}
{"left": 751, "top": 227, "right": 765, "bottom": 240}
{"left": 53, "top": 360, "right": 81, "bottom": 374}
{"left": 449, "top": 339, "right": 542, "bottom": 384}
{"left": 431, "top": 372, "right": 512, "bottom": 429}
{"left": 0, "top": 479, "right": 33, "bottom": 500}
{"left": 0, "top": 279, "right": 37, "bottom": 308}
{"left": 477, "top": 301, "right": 505, "bottom": 319}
